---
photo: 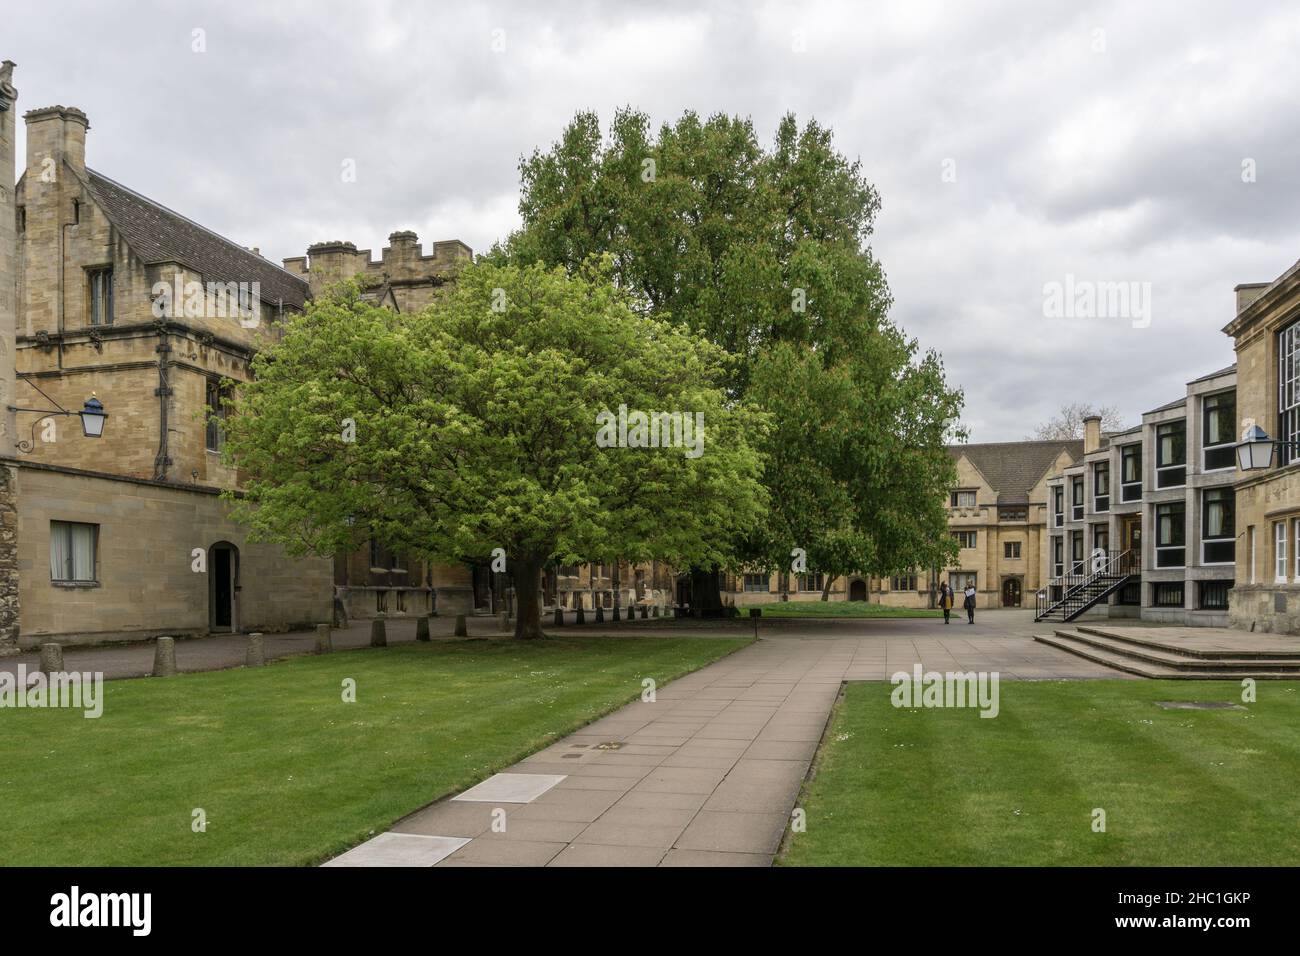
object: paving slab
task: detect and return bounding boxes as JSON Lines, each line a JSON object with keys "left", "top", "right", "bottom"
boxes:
{"left": 323, "top": 833, "right": 469, "bottom": 867}
{"left": 452, "top": 772, "right": 566, "bottom": 804}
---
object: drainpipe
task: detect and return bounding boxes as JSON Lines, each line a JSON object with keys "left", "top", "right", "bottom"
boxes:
{"left": 152, "top": 321, "right": 172, "bottom": 480}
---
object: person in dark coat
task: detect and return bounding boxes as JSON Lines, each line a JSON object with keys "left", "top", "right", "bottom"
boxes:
{"left": 938, "top": 582, "right": 954, "bottom": 624}
{"left": 963, "top": 582, "right": 976, "bottom": 623}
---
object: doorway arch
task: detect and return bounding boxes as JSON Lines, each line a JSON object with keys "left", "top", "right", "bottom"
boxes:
{"left": 209, "top": 541, "right": 240, "bottom": 633}
{"left": 1001, "top": 577, "right": 1022, "bottom": 608}
{"left": 848, "top": 579, "right": 868, "bottom": 601}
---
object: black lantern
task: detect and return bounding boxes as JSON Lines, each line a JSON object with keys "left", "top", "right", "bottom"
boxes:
{"left": 78, "top": 395, "right": 108, "bottom": 438}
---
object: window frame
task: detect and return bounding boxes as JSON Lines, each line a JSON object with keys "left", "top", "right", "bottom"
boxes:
{"left": 1202, "top": 391, "right": 1236, "bottom": 471}
{"left": 1093, "top": 461, "right": 1110, "bottom": 512}
{"left": 49, "top": 520, "right": 99, "bottom": 584}
{"left": 1120, "top": 444, "right": 1142, "bottom": 501}
{"left": 1275, "top": 520, "right": 1288, "bottom": 583}
{"left": 1071, "top": 476, "right": 1085, "bottom": 521}
{"left": 1155, "top": 421, "right": 1187, "bottom": 489}
{"left": 1155, "top": 501, "right": 1186, "bottom": 569}
{"left": 87, "top": 266, "right": 114, "bottom": 327}
{"left": 1279, "top": 321, "right": 1300, "bottom": 466}
{"left": 1201, "top": 488, "right": 1235, "bottom": 565}
{"left": 1003, "top": 540, "right": 1021, "bottom": 559}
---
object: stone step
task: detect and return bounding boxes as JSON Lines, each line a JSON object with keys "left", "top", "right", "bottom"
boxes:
{"left": 1057, "top": 629, "right": 1300, "bottom": 672}
{"left": 1033, "top": 632, "right": 1300, "bottom": 680}
{"left": 1075, "top": 625, "right": 1300, "bottom": 660}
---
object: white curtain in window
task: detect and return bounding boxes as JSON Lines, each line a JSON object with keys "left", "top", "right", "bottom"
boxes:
{"left": 71, "top": 523, "right": 95, "bottom": 581}
{"left": 49, "top": 523, "right": 71, "bottom": 580}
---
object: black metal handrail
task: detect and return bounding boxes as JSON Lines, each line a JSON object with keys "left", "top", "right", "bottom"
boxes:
{"left": 1035, "top": 549, "right": 1139, "bottom": 621}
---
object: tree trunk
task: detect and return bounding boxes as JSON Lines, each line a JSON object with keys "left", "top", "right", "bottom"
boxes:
{"left": 512, "top": 556, "right": 546, "bottom": 640}
{"left": 689, "top": 566, "right": 724, "bottom": 618}
{"left": 820, "top": 575, "right": 838, "bottom": 602}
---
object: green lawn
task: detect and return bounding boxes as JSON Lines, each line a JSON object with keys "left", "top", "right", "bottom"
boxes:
{"left": 759, "top": 600, "right": 942, "bottom": 619}
{"left": 0, "top": 635, "right": 748, "bottom": 866}
{"left": 781, "top": 679, "right": 1300, "bottom": 866}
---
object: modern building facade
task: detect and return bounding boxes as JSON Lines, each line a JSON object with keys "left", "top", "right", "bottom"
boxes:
{"left": 1040, "top": 367, "right": 1237, "bottom": 626}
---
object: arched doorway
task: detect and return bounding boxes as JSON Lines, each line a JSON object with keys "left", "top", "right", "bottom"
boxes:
{"left": 1001, "top": 577, "right": 1022, "bottom": 608}
{"left": 848, "top": 579, "right": 868, "bottom": 601}
{"left": 209, "top": 542, "right": 240, "bottom": 632}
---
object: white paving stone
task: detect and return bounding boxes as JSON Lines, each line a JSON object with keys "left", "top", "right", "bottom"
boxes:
{"left": 323, "top": 833, "right": 470, "bottom": 867}
{"left": 452, "top": 772, "right": 567, "bottom": 804}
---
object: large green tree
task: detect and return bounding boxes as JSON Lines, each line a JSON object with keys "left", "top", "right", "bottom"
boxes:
{"left": 492, "top": 109, "right": 963, "bottom": 604}
{"left": 220, "top": 259, "right": 766, "bottom": 638}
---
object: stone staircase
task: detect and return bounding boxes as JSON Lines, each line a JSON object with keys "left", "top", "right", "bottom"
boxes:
{"left": 1034, "top": 625, "right": 1300, "bottom": 679}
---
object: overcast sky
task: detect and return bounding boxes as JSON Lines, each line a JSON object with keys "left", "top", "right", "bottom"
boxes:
{"left": 8, "top": 0, "right": 1299, "bottom": 440}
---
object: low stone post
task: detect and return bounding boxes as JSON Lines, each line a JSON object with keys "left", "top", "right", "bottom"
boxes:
{"left": 612, "top": 605, "right": 621, "bottom": 622}
{"left": 454, "top": 614, "right": 468, "bottom": 637}
{"left": 651, "top": 605, "right": 659, "bottom": 618}
{"left": 370, "top": 617, "right": 388, "bottom": 648}
{"left": 246, "top": 633, "right": 265, "bottom": 667}
{"left": 498, "top": 611, "right": 509, "bottom": 631}
{"left": 38, "top": 642, "right": 63, "bottom": 675}
{"left": 595, "top": 605, "right": 605, "bottom": 624}
{"left": 575, "top": 606, "right": 586, "bottom": 625}
{"left": 640, "top": 604, "right": 648, "bottom": 619}
{"left": 153, "top": 636, "right": 177, "bottom": 677}
{"left": 554, "top": 607, "right": 564, "bottom": 627}
{"left": 416, "top": 617, "right": 431, "bottom": 642}
{"left": 314, "top": 623, "right": 332, "bottom": 654}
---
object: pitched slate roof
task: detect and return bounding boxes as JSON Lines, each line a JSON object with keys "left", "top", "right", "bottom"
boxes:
{"left": 949, "top": 439, "right": 1084, "bottom": 505}
{"left": 85, "top": 168, "right": 309, "bottom": 310}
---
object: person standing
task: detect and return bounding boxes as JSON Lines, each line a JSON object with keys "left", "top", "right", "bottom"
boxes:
{"left": 963, "top": 581, "right": 977, "bottom": 624}
{"left": 938, "top": 581, "right": 954, "bottom": 624}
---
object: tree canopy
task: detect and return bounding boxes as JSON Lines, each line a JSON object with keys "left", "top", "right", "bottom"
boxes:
{"left": 220, "top": 259, "right": 767, "bottom": 637}
{"left": 493, "top": 108, "right": 964, "bottom": 598}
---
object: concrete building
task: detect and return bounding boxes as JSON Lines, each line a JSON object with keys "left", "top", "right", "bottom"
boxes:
{"left": 1038, "top": 366, "right": 1237, "bottom": 626}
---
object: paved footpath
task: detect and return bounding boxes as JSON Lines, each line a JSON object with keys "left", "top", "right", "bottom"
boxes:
{"left": 328, "top": 612, "right": 1127, "bottom": 867}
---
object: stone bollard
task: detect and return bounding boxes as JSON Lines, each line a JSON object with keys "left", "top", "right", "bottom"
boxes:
{"left": 651, "top": 605, "right": 659, "bottom": 618}
{"left": 38, "top": 642, "right": 64, "bottom": 675}
{"left": 554, "top": 607, "right": 564, "bottom": 627}
{"left": 612, "top": 606, "right": 621, "bottom": 622}
{"left": 498, "top": 611, "right": 509, "bottom": 631}
{"left": 416, "top": 617, "right": 431, "bottom": 642}
{"left": 370, "top": 618, "right": 388, "bottom": 648}
{"left": 314, "top": 623, "right": 333, "bottom": 654}
{"left": 575, "top": 606, "right": 586, "bottom": 625}
{"left": 153, "top": 636, "right": 177, "bottom": 677}
{"left": 454, "top": 614, "right": 468, "bottom": 637}
{"left": 246, "top": 633, "right": 265, "bottom": 667}
{"left": 595, "top": 605, "right": 605, "bottom": 624}
{"left": 640, "top": 604, "right": 648, "bottom": 620}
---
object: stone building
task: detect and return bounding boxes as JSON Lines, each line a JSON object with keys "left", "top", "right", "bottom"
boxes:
{"left": 721, "top": 438, "right": 1083, "bottom": 610}
{"left": 0, "top": 68, "right": 336, "bottom": 649}
{"left": 1223, "top": 263, "right": 1300, "bottom": 632}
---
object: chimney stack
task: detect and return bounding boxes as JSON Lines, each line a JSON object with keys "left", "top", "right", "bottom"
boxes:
{"left": 0, "top": 61, "right": 18, "bottom": 458}
{"left": 1083, "top": 415, "right": 1102, "bottom": 455}
{"left": 23, "top": 104, "right": 88, "bottom": 182}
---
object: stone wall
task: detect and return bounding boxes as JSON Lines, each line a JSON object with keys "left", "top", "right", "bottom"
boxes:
{"left": 13, "top": 461, "right": 331, "bottom": 646}
{"left": 0, "top": 463, "right": 19, "bottom": 655}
